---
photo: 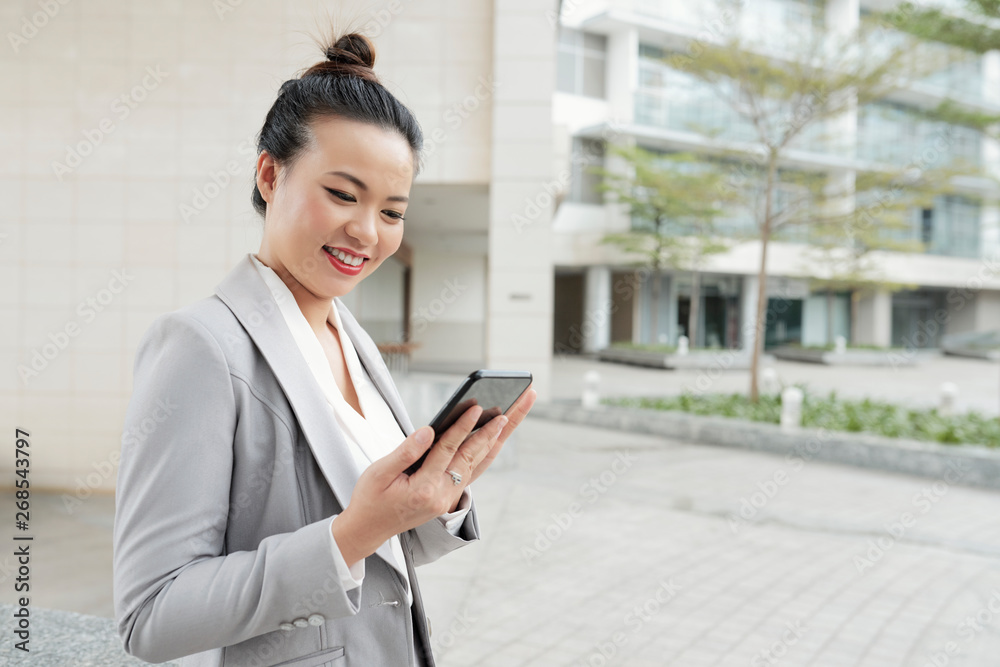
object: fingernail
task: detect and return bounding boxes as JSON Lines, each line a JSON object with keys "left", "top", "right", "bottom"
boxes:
{"left": 497, "top": 416, "right": 508, "bottom": 430}
{"left": 416, "top": 427, "right": 433, "bottom": 445}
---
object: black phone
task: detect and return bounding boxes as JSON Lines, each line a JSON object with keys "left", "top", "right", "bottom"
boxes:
{"left": 403, "top": 369, "right": 532, "bottom": 475}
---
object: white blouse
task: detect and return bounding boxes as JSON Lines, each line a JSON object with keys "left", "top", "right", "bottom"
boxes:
{"left": 248, "top": 253, "right": 470, "bottom": 611}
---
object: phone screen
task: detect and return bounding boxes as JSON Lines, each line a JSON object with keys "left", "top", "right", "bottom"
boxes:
{"left": 432, "top": 375, "right": 532, "bottom": 435}
{"left": 403, "top": 371, "right": 531, "bottom": 475}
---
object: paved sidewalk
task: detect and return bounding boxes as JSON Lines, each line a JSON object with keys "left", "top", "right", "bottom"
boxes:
{"left": 418, "top": 416, "right": 1000, "bottom": 667}
{"left": 7, "top": 405, "right": 1000, "bottom": 666}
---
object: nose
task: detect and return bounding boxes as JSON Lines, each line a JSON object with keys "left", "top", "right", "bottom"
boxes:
{"left": 344, "top": 207, "right": 379, "bottom": 247}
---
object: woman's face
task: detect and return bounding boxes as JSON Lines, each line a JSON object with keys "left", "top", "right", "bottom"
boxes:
{"left": 255, "top": 115, "right": 413, "bottom": 300}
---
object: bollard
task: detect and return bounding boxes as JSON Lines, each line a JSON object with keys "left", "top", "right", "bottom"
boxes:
{"left": 939, "top": 382, "right": 957, "bottom": 417}
{"left": 781, "top": 387, "right": 803, "bottom": 431}
{"left": 582, "top": 370, "right": 601, "bottom": 408}
{"left": 834, "top": 335, "right": 846, "bottom": 354}
{"left": 677, "top": 336, "right": 689, "bottom": 356}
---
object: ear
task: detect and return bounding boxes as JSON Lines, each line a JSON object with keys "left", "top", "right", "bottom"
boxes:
{"left": 256, "top": 151, "right": 278, "bottom": 205}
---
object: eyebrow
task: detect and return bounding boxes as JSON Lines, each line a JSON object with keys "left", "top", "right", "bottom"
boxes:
{"left": 325, "top": 170, "right": 409, "bottom": 203}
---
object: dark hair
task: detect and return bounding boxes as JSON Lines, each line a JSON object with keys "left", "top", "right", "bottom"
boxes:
{"left": 251, "top": 32, "right": 424, "bottom": 218}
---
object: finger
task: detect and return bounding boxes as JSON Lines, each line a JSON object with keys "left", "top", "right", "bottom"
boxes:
{"left": 455, "top": 412, "right": 507, "bottom": 475}
{"left": 453, "top": 397, "right": 479, "bottom": 412}
{"left": 379, "top": 425, "right": 435, "bottom": 482}
{"left": 462, "top": 418, "right": 503, "bottom": 485}
{"left": 460, "top": 388, "right": 535, "bottom": 480}
{"left": 496, "top": 387, "right": 536, "bottom": 442}
{"left": 420, "top": 403, "right": 483, "bottom": 476}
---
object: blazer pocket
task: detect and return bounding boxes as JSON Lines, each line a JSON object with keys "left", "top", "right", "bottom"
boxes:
{"left": 269, "top": 645, "right": 345, "bottom": 667}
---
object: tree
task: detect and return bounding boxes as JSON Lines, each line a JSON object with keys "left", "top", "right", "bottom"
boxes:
{"left": 882, "top": 1, "right": 1000, "bottom": 139}
{"left": 662, "top": 6, "right": 977, "bottom": 401}
{"left": 591, "top": 145, "right": 741, "bottom": 347}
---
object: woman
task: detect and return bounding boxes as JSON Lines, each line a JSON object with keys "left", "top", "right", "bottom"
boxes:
{"left": 113, "top": 31, "right": 536, "bottom": 667}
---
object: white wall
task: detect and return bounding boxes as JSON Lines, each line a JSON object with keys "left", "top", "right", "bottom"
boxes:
{"left": 409, "top": 249, "right": 486, "bottom": 368}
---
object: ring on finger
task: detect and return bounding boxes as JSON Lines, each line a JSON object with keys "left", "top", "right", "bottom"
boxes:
{"left": 445, "top": 469, "right": 462, "bottom": 486}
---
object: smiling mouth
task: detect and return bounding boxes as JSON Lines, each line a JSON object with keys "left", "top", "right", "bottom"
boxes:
{"left": 323, "top": 246, "right": 368, "bottom": 267}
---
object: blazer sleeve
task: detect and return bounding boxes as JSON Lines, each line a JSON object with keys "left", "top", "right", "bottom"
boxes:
{"left": 407, "top": 486, "right": 481, "bottom": 567}
{"left": 113, "top": 311, "right": 363, "bottom": 664}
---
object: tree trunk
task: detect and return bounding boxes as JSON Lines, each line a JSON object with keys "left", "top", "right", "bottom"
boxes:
{"left": 689, "top": 269, "right": 701, "bottom": 348}
{"left": 749, "top": 155, "right": 777, "bottom": 403}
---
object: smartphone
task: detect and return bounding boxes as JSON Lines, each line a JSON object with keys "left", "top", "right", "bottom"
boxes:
{"left": 403, "top": 369, "right": 532, "bottom": 475}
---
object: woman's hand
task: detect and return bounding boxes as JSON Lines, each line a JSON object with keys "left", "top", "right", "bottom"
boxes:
{"left": 332, "top": 385, "right": 537, "bottom": 567}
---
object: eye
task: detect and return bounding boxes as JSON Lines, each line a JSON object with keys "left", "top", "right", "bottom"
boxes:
{"left": 325, "top": 188, "right": 355, "bottom": 202}
{"left": 383, "top": 210, "right": 405, "bottom": 221}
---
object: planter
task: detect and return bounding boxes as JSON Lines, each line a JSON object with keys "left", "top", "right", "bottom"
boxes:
{"left": 598, "top": 347, "right": 772, "bottom": 370}
{"left": 772, "top": 346, "right": 919, "bottom": 366}
{"left": 941, "top": 330, "right": 1000, "bottom": 362}
{"left": 529, "top": 401, "right": 1000, "bottom": 490}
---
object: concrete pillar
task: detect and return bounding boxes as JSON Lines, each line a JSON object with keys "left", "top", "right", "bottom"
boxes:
{"left": 605, "top": 27, "right": 637, "bottom": 125}
{"left": 582, "top": 266, "right": 612, "bottom": 353}
{"left": 741, "top": 275, "right": 760, "bottom": 351}
{"left": 825, "top": 0, "right": 859, "bottom": 32}
{"left": 856, "top": 289, "right": 892, "bottom": 347}
{"left": 486, "top": 0, "right": 556, "bottom": 400}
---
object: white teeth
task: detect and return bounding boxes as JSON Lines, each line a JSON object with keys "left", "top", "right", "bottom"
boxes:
{"left": 325, "top": 246, "right": 365, "bottom": 267}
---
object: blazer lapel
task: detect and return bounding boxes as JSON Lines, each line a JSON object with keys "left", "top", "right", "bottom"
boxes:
{"left": 334, "top": 296, "right": 415, "bottom": 437}
{"left": 213, "top": 254, "right": 409, "bottom": 584}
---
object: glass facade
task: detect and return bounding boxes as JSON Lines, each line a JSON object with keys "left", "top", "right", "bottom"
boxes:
{"left": 627, "top": 0, "right": 824, "bottom": 42}
{"left": 635, "top": 43, "right": 839, "bottom": 155}
{"left": 918, "top": 195, "right": 982, "bottom": 258}
{"left": 856, "top": 102, "right": 982, "bottom": 168}
{"left": 557, "top": 27, "right": 607, "bottom": 98}
{"left": 635, "top": 43, "right": 756, "bottom": 143}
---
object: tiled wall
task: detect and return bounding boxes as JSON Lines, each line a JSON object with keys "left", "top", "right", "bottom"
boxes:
{"left": 2, "top": 0, "right": 499, "bottom": 490}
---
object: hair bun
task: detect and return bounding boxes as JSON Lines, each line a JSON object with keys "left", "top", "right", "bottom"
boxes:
{"left": 302, "top": 32, "right": 378, "bottom": 83}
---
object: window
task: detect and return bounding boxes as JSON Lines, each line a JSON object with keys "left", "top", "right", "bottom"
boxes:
{"left": 921, "top": 208, "right": 933, "bottom": 245}
{"left": 903, "top": 196, "right": 981, "bottom": 258}
{"left": 556, "top": 27, "right": 607, "bottom": 98}
{"left": 857, "top": 102, "right": 982, "bottom": 167}
{"left": 569, "top": 137, "right": 605, "bottom": 205}
{"left": 635, "top": 43, "right": 753, "bottom": 142}
{"left": 932, "top": 195, "right": 981, "bottom": 258}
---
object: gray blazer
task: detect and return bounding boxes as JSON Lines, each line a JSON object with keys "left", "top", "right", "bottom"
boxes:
{"left": 113, "top": 254, "right": 480, "bottom": 667}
